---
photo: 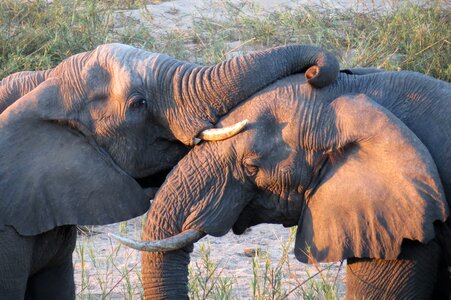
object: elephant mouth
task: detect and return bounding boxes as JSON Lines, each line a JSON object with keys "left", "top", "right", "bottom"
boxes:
{"left": 135, "top": 168, "right": 172, "bottom": 198}
{"left": 232, "top": 205, "right": 257, "bottom": 235}
{"left": 232, "top": 195, "right": 303, "bottom": 235}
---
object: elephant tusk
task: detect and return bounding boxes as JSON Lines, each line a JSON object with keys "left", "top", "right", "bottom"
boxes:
{"left": 108, "top": 229, "right": 205, "bottom": 252}
{"left": 197, "top": 119, "right": 248, "bottom": 142}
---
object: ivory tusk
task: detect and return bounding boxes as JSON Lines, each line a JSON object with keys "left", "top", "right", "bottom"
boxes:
{"left": 108, "top": 229, "right": 205, "bottom": 252}
{"left": 197, "top": 119, "right": 248, "bottom": 142}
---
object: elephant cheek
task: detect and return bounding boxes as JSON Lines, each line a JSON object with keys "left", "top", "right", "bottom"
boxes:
{"left": 182, "top": 187, "right": 251, "bottom": 237}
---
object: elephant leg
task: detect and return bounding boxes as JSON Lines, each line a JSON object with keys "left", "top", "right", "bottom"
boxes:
{"left": 24, "top": 225, "right": 77, "bottom": 300}
{"left": 0, "top": 225, "right": 77, "bottom": 299}
{"left": 0, "top": 226, "right": 33, "bottom": 299}
{"left": 433, "top": 220, "right": 451, "bottom": 298}
{"left": 346, "top": 240, "right": 443, "bottom": 300}
{"left": 24, "top": 256, "right": 75, "bottom": 300}
{"left": 432, "top": 257, "right": 451, "bottom": 300}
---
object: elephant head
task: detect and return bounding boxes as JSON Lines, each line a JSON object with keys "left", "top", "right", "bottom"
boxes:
{"left": 113, "top": 72, "right": 449, "bottom": 299}
{"left": 0, "top": 43, "right": 340, "bottom": 236}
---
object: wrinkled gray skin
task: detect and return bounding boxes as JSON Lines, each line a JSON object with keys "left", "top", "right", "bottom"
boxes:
{"left": 141, "top": 69, "right": 450, "bottom": 299}
{"left": 0, "top": 43, "right": 339, "bottom": 299}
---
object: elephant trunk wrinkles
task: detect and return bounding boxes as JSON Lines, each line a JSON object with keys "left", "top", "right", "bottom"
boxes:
{"left": 141, "top": 247, "right": 190, "bottom": 300}
{"left": 140, "top": 144, "right": 244, "bottom": 299}
{"left": 167, "top": 45, "right": 339, "bottom": 145}
{"left": 141, "top": 173, "right": 193, "bottom": 299}
{"left": 141, "top": 221, "right": 192, "bottom": 299}
{"left": 192, "top": 45, "right": 339, "bottom": 116}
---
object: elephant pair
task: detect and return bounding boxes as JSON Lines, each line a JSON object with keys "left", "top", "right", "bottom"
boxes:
{"left": 114, "top": 64, "right": 451, "bottom": 297}
{"left": 0, "top": 43, "right": 337, "bottom": 298}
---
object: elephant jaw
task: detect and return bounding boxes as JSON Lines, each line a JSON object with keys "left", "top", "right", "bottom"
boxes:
{"left": 232, "top": 190, "right": 306, "bottom": 235}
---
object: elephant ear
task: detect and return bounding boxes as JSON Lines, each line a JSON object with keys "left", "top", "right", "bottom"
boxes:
{"left": 0, "top": 78, "right": 148, "bottom": 236}
{"left": 0, "top": 70, "right": 50, "bottom": 113}
{"left": 295, "top": 94, "right": 448, "bottom": 263}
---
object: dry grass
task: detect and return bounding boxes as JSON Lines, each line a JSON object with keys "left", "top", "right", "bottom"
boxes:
{"left": 76, "top": 222, "right": 343, "bottom": 299}
{"left": 1, "top": 0, "right": 449, "bottom": 79}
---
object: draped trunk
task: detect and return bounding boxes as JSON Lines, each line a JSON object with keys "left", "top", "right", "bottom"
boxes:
{"left": 141, "top": 207, "right": 191, "bottom": 299}
{"left": 141, "top": 170, "right": 192, "bottom": 300}
{"left": 141, "top": 142, "right": 251, "bottom": 299}
{"left": 162, "top": 44, "right": 339, "bottom": 145}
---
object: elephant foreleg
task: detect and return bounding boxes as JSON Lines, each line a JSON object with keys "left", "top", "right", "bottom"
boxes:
{"left": 0, "top": 226, "right": 33, "bottom": 299}
{"left": 25, "top": 225, "right": 77, "bottom": 300}
{"left": 346, "top": 240, "right": 444, "bottom": 300}
{"left": 24, "top": 256, "right": 75, "bottom": 300}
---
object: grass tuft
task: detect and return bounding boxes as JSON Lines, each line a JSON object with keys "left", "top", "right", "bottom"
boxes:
{"left": 189, "top": 243, "right": 235, "bottom": 299}
{"left": 1, "top": 0, "right": 449, "bottom": 80}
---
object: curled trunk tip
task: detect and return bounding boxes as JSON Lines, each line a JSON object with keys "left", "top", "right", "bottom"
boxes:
{"left": 304, "top": 51, "right": 340, "bottom": 88}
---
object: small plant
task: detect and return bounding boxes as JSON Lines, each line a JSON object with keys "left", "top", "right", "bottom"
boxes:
{"left": 250, "top": 229, "right": 292, "bottom": 299}
{"left": 75, "top": 222, "right": 143, "bottom": 299}
{"left": 189, "top": 242, "right": 235, "bottom": 300}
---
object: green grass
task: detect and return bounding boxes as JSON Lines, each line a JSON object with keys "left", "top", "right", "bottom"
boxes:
{"left": 0, "top": 0, "right": 152, "bottom": 78}
{"left": 187, "top": 0, "right": 450, "bottom": 79}
{"left": 2, "top": 0, "right": 449, "bottom": 299}
{"left": 1, "top": 0, "right": 449, "bottom": 80}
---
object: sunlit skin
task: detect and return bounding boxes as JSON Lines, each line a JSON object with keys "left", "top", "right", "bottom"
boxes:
{"left": 131, "top": 69, "right": 450, "bottom": 299}
{"left": 0, "top": 43, "right": 339, "bottom": 299}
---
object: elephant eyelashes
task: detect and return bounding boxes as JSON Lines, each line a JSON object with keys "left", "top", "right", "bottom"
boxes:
{"left": 243, "top": 157, "right": 259, "bottom": 176}
{"left": 128, "top": 97, "right": 148, "bottom": 110}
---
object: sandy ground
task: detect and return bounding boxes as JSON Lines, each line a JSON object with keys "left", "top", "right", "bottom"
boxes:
{"left": 74, "top": 218, "right": 346, "bottom": 299}
{"left": 114, "top": 0, "right": 403, "bottom": 33}
{"left": 73, "top": 0, "right": 406, "bottom": 298}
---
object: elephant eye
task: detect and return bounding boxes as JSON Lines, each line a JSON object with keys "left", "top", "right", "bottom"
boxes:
{"left": 128, "top": 96, "right": 147, "bottom": 110}
{"left": 243, "top": 157, "right": 259, "bottom": 176}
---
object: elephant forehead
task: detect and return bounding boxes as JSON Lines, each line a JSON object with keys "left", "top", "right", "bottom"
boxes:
{"left": 217, "top": 75, "right": 295, "bottom": 118}
{"left": 96, "top": 43, "right": 150, "bottom": 62}
{"left": 94, "top": 43, "right": 152, "bottom": 77}
{"left": 110, "top": 66, "right": 134, "bottom": 95}
{"left": 81, "top": 63, "right": 131, "bottom": 103}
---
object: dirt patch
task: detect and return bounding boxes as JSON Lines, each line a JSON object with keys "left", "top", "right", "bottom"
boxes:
{"left": 74, "top": 217, "right": 346, "bottom": 299}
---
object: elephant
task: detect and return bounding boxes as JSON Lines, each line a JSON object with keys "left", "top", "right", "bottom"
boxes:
{"left": 113, "top": 68, "right": 451, "bottom": 299}
{"left": 0, "top": 43, "right": 339, "bottom": 299}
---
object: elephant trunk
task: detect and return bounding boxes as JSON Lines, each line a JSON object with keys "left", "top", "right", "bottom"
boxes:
{"left": 141, "top": 243, "right": 191, "bottom": 300}
{"left": 167, "top": 44, "right": 339, "bottom": 145}
{"left": 138, "top": 143, "right": 249, "bottom": 299}
{"left": 141, "top": 177, "right": 193, "bottom": 300}
{"left": 0, "top": 69, "right": 53, "bottom": 113}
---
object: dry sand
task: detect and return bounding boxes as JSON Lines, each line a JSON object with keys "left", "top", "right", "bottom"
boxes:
{"left": 112, "top": 0, "right": 407, "bottom": 39}
{"left": 74, "top": 217, "right": 346, "bottom": 299}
